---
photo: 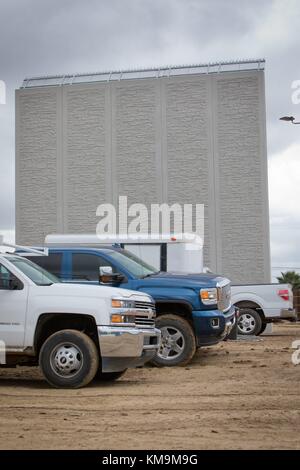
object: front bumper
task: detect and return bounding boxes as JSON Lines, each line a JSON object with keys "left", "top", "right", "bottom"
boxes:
{"left": 192, "top": 305, "right": 236, "bottom": 347}
{"left": 98, "top": 326, "right": 161, "bottom": 372}
{"left": 280, "top": 308, "right": 298, "bottom": 320}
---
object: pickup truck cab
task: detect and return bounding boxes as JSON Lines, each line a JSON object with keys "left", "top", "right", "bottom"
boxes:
{"left": 232, "top": 284, "right": 297, "bottom": 335}
{"left": 0, "top": 253, "right": 160, "bottom": 388}
{"left": 26, "top": 246, "right": 236, "bottom": 367}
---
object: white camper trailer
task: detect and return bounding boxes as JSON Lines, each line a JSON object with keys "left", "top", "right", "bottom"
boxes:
{"left": 45, "top": 233, "right": 204, "bottom": 274}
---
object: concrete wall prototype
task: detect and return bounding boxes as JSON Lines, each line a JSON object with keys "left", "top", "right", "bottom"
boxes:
{"left": 16, "top": 69, "right": 270, "bottom": 283}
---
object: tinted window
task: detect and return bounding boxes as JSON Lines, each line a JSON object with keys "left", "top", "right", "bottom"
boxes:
{"left": 108, "top": 250, "right": 158, "bottom": 278}
{"left": 8, "top": 257, "right": 59, "bottom": 286}
{"left": 0, "top": 264, "right": 11, "bottom": 277}
{"left": 27, "top": 254, "right": 62, "bottom": 278}
{"left": 72, "top": 253, "right": 116, "bottom": 281}
{"left": 0, "top": 263, "right": 17, "bottom": 289}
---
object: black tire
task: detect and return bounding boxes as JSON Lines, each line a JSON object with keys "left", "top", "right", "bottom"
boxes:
{"left": 237, "top": 308, "right": 262, "bottom": 336}
{"left": 39, "top": 329, "right": 99, "bottom": 389}
{"left": 226, "top": 320, "right": 238, "bottom": 340}
{"left": 94, "top": 369, "right": 127, "bottom": 382}
{"left": 258, "top": 322, "right": 268, "bottom": 335}
{"left": 150, "top": 314, "right": 196, "bottom": 367}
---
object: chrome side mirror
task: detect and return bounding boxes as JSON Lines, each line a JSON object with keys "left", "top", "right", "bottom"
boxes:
{"left": 99, "top": 266, "right": 125, "bottom": 284}
{"left": 99, "top": 266, "right": 113, "bottom": 284}
{"left": 100, "top": 266, "right": 113, "bottom": 276}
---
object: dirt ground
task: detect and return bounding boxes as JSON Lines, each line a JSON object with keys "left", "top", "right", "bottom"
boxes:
{"left": 0, "top": 323, "right": 299, "bottom": 450}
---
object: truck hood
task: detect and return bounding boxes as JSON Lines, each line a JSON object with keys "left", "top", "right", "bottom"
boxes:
{"left": 140, "top": 271, "right": 229, "bottom": 288}
{"left": 38, "top": 282, "right": 152, "bottom": 302}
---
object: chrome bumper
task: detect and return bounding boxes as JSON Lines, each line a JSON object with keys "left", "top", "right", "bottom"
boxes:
{"left": 280, "top": 308, "right": 297, "bottom": 320}
{"left": 98, "top": 326, "right": 161, "bottom": 373}
{"left": 220, "top": 310, "right": 236, "bottom": 340}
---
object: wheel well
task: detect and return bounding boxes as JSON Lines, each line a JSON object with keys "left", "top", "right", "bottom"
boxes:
{"left": 234, "top": 301, "right": 265, "bottom": 321}
{"left": 156, "top": 302, "right": 194, "bottom": 326}
{"left": 34, "top": 313, "right": 99, "bottom": 356}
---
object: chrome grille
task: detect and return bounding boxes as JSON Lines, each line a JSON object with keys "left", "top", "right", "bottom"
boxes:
{"left": 135, "top": 316, "right": 156, "bottom": 327}
{"left": 134, "top": 301, "right": 156, "bottom": 311}
{"left": 133, "top": 300, "right": 156, "bottom": 328}
{"left": 217, "top": 282, "right": 231, "bottom": 312}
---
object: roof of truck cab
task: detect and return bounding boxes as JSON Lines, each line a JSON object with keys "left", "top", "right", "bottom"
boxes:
{"left": 0, "top": 253, "right": 26, "bottom": 263}
{"left": 0, "top": 253, "right": 20, "bottom": 258}
{"left": 47, "top": 246, "right": 123, "bottom": 254}
{"left": 46, "top": 246, "right": 118, "bottom": 250}
{"left": 60, "top": 246, "right": 119, "bottom": 252}
{"left": 16, "top": 246, "right": 122, "bottom": 254}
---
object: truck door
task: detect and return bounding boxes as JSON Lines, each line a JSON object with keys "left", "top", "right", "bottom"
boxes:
{"left": 0, "top": 263, "right": 28, "bottom": 349}
{"left": 69, "top": 252, "right": 118, "bottom": 284}
{"left": 68, "top": 251, "right": 136, "bottom": 289}
{"left": 25, "top": 252, "right": 64, "bottom": 280}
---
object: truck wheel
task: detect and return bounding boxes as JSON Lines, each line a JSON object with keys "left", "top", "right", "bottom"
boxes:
{"left": 237, "top": 309, "right": 262, "bottom": 336}
{"left": 95, "top": 369, "right": 127, "bottom": 382}
{"left": 39, "top": 330, "right": 99, "bottom": 389}
{"left": 150, "top": 314, "right": 196, "bottom": 367}
{"left": 258, "top": 322, "right": 267, "bottom": 335}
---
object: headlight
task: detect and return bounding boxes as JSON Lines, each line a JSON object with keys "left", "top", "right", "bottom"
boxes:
{"left": 200, "top": 288, "right": 218, "bottom": 305}
{"left": 111, "top": 313, "right": 135, "bottom": 324}
{"left": 110, "top": 296, "right": 155, "bottom": 325}
{"left": 111, "top": 299, "right": 135, "bottom": 309}
{"left": 111, "top": 298, "right": 136, "bottom": 325}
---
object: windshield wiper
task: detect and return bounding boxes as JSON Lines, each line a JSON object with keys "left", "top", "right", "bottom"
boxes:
{"left": 141, "top": 271, "right": 160, "bottom": 279}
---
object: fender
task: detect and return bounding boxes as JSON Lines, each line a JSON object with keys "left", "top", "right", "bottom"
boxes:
{"left": 231, "top": 292, "right": 264, "bottom": 311}
{"left": 155, "top": 299, "right": 193, "bottom": 313}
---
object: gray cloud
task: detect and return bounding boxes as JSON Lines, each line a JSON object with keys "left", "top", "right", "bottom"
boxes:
{"left": 1, "top": 0, "right": 300, "bottom": 273}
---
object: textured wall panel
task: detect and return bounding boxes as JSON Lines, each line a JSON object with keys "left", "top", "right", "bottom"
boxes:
{"left": 214, "top": 74, "right": 269, "bottom": 283}
{"left": 16, "top": 70, "right": 270, "bottom": 283}
{"left": 165, "top": 77, "right": 212, "bottom": 266}
{"left": 63, "top": 85, "right": 107, "bottom": 233}
{"left": 16, "top": 89, "right": 59, "bottom": 245}
{"left": 112, "top": 80, "right": 159, "bottom": 233}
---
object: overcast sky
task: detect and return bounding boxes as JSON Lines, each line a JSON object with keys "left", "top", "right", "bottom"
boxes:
{"left": 0, "top": 0, "right": 300, "bottom": 278}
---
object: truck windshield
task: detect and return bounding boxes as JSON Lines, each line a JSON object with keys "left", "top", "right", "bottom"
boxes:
{"left": 8, "top": 257, "right": 60, "bottom": 286}
{"left": 108, "top": 250, "right": 159, "bottom": 279}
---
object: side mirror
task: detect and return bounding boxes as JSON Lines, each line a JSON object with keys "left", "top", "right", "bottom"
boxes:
{"left": 10, "top": 278, "right": 23, "bottom": 290}
{"left": 99, "top": 266, "right": 125, "bottom": 284}
{"left": 100, "top": 266, "right": 113, "bottom": 277}
{"left": 0, "top": 275, "right": 22, "bottom": 290}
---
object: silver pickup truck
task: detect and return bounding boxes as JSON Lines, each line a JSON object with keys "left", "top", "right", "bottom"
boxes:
{"left": 232, "top": 284, "right": 297, "bottom": 336}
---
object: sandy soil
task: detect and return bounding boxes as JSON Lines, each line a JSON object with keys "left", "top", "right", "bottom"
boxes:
{"left": 0, "top": 323, "right": 299, "bottom": 450}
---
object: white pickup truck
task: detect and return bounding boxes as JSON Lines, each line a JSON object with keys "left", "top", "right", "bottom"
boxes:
{"left": 232, "top": 284, "right": 297, "bottom": 336}
{"left": 0, "top": 253, "right": 160, "bottom": 388}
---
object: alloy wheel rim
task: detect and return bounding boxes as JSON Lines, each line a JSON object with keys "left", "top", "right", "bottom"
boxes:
{"left": 238, "top": 314, "right": 256, "bottom": 334}
{"left": 157, "top": 326, "right": 185, "bottom": 360}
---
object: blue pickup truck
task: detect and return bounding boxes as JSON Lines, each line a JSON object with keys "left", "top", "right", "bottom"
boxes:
{"left": 27, "top": 246, "right": 236, "bottom": 367}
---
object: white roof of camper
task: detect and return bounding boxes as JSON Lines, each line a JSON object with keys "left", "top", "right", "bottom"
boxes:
{"left": 45, "top": 233, "right": 203, "bottom": 246}
{"left": 21, "top": 59, "right": 265, "bottom": 88}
